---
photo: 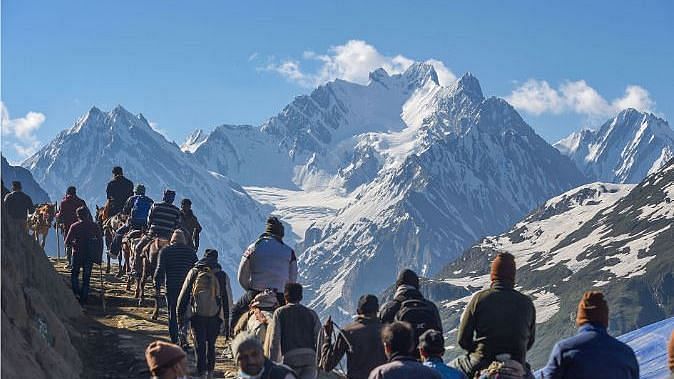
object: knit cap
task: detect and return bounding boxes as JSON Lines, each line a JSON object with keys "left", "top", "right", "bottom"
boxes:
{"left": 490, "top": 252, "right": 516, "bottom": 284}
{"left": 145, "top": 340, "right": 186, "bottom": 376}
{"left": 575, "top": 291, "right": 609, "bottom": 328}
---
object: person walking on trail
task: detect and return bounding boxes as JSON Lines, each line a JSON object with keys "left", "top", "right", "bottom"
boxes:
{"left": 540, "top": 291, "right": 639, "bottom": 379}
{"left": 154, "top": 229, "right": 198, "bottom": 345}
{"left": 419, "top": 330, "right": 467, "bottom": 379}
{"left": 145, "top": 340, "right": 189, "bottom": 379}
{"left": 56, "top": 186, "right": 87, "bottom": 268}
{"left": 231, "top": 216, "right": 297, "bottom": 331}
{"left": 3, "top": 181, "right": 34, "bottom": 227}
{"left": 379, "top": 269, "right": 443, "bottom": 356}
{"left": 180, "top": 198, "right": 202, "bottom": 250}
{"left": 233, "top": 332, "right": 297, "bottom": 379}
{"left": 319, "top": 294, "right": 387, "bottom": 379}
{"left": 177, "top": 249, "right": 231, "bottom": 379}
{"left": 266, "top": 282, "right": 321, "bottom": 379}
{"left": 109, "top": 184, "right": 153, "bottom": 258}
{"left": 368, "top": 321, "right": 441, "bottom": 379}
{"left": 450, "top": 253, "right": 535, "bottom": 378}
{"left": 105, "top": 166, "right": 134, "bottom": 217}
{"left": 135, "top": 189, "right": 182, "bottom": 260}
{"left": 64, "top": 206, "right": 101, "bottom": 305}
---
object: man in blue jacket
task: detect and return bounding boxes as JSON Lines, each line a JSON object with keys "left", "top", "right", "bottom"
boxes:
{"left": 540, "top": 291, "right": 639, "bottom": 379}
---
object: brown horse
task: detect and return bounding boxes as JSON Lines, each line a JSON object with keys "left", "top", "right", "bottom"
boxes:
{"left": 133, "top": 236, "right": 169, "bottom": 315}
{"left": 96, "top": 204, "right": 127, "bottom": 275}
{"left": 27, "top": 203, "right": 56, "bottom": 248}
{"left": 122, "top": 229, "right": 143, "bottom": 291}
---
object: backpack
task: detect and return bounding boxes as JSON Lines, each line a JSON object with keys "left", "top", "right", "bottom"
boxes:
{"left": 85, "top": 234, "right": 104, "bottom": 265}
{"left": 130, "top": 196, "right": 152, "bottom": 224}
{"left": 394, "top": 299, "right": 440, "bottom": 342}
{"left": 191, "top": 267, "right": 221, "bottom": 317}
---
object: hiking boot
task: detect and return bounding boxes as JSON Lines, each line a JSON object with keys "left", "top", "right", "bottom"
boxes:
{"left": 206, "top": 371, "right": 214, "bottom": 379}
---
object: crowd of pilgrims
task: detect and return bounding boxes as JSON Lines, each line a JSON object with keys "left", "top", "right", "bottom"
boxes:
{"left": 4, "top": 166, "right": 671, "bottom": 379}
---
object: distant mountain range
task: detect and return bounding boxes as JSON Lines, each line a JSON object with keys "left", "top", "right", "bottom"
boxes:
{"left": 555, "top": 109, "right": 673, "bottom": 183}
{"left": 22, "top": 106, "right": 266, "bottom": 285}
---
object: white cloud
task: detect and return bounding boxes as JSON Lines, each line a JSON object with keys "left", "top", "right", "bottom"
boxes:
{"left": 506, "top": 79, "right": 656, "bottom": 117}
{"left": 1, "top": 102, "right": 46, "bottom": 158}
{"left": 264, "top": 40, "right": 456, "bottom": 87}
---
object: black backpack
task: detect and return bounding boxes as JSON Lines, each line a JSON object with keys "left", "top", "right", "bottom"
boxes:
{"left": 394, "top": 299, "right": 441, "bottom": 341}
{"left": 85, "top": 235, "right": 104, "bottom": 265}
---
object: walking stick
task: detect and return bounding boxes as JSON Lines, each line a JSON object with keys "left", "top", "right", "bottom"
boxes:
{"left": 54, "top": 201, "right": 60, "bottom": 263}
{"left": 100, "top": 263, "right": 106, "bottom": 312}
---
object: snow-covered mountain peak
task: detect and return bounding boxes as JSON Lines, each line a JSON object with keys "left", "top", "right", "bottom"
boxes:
{"left": 555, "top": 108, "right": 673, "bottom": 183}
{"left": 181, "top": 128, "right": 209, "bottom": 153}
{"left": 452, "top": 72, "right": 484, "bottom": 101}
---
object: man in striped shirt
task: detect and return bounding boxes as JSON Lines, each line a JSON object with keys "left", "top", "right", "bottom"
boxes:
{"left": 135, "top": 189, "right": 182, "bottom": 262}
{"left": 154, "top": 229, "right": 198, "bottom": 345}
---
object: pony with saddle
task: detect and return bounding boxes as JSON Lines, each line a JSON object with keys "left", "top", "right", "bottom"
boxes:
{"left": 96, "top": 203, "right": 127, "bottom": 275}
{"left": 27, "top": 203, "right": 56, "bottom": 248}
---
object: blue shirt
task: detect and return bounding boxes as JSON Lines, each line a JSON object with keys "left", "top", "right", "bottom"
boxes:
{"left": 423, "top": 357, "right": 467, "bottom": 379}
{"left": 540, "top": 323, "right": 639, "bottom": 379}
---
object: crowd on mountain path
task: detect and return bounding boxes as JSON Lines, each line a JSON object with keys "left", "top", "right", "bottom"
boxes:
{"left": 2, "top": 166, "right": 673, "bottom": 379}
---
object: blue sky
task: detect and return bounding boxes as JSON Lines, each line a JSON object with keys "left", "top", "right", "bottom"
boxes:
{"left": 2, "top": 0, "right": 673, "bottom": 162}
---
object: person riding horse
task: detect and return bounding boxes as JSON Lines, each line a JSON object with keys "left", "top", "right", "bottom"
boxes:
{"left": 106, "top": 166, "right": 134, "bottom": 217}
{"left": 180, "top": 198, "right": 202, "bottom": 250}
{"left": 134, "top": 189, "right": 182, "bottom": 276}
{"left": 109, "top": 184, "right": 153, "bottom": 261}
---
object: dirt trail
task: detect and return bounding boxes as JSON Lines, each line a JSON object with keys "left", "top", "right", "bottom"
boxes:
{"left": 50, "top": 259, "right": 238, "bottom": 378}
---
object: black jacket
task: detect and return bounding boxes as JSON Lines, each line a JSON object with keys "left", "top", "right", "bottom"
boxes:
{"left": 106, "top": 175, "right": 134, "bottom": 213}
{"left": 320, "top": 315, "right": 387, "bottom": 379}
{"left": 3, "top": 191, "right": 34, "bottom": 220}
{"left": 154, "top": 242, "right": 198, "bottom": 293}
{"left": 379, "top": 285, "right": 443, "bottom": 333}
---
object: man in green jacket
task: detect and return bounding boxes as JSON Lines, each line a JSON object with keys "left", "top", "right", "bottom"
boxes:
{"left": 450, "top": 252, "right": 536, "bottom": 378}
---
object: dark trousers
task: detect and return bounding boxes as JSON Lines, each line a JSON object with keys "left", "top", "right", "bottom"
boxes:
{"left": 191, "top": 315, "right": 221, "bottom": 374}
{"left": 230, "top": 289, "right": 285, "bottom": 330}
{"left": 166, "top": 287, "right": 180, "bottom": 343}
{"left": 110, "top": 224, "right": 129, "bottom": 257}
{"left": 71, "top": 258, "right": 93, "bottom": 303}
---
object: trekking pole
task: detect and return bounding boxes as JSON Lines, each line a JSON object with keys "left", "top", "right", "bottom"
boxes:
{"left": 100, "top": 263, "right": 106, "bottom": 312}
{"left": 55, "top": 201, "right": 60, "bottom": 263}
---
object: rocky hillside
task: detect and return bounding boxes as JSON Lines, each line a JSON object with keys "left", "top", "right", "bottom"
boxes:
{"left": 1, "top": 206, "right": 82, "bottom": 378}
{"left": 434, "top": 158, "right": 674, "bottom": 367}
